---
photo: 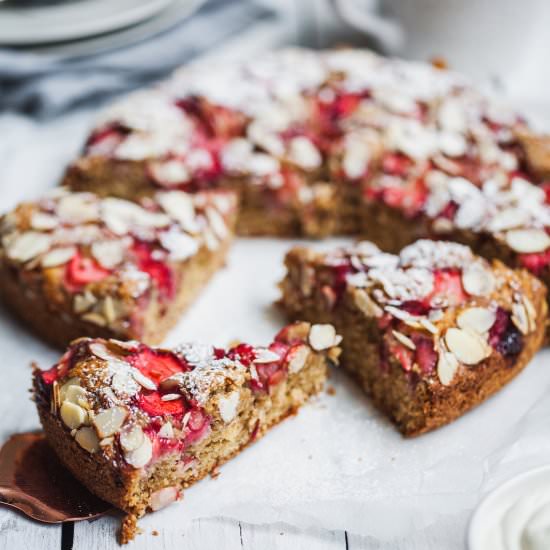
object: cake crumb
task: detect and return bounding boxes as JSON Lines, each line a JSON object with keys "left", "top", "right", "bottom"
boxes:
{"left": 326, "top": 385, "right": 336, "bottom": 396}
{"left": 210, "top": 466, "right": 221, "bottom": 479}
{"left": 152, "top": 530, "right": 159, "bottom": 537}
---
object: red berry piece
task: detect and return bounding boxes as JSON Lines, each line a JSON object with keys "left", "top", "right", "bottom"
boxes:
{"left": 132, "top": 241, "right": 175, "bottom": 299}
{"left": 64, "top": 251, "right": 110, "bottom": 291}
{"left": 128, "top": 346, "right": 187, "bottom": 384}
{"left": 489, "top": 307, "right": 524, "bottom": 358}
{"left": 519, "top": 249, "right": 550, "bottom": 276}
{"left": 428, "top": 269, "right": 467, "bottom": 307}
{"left": 411, "top": 334, "right": 437, "bottom": 374}
{"left": 381, "top": 152, "right": 413, "bottom": 176}
{"left": 227, "top": 343, "right": 256, "bottom": 366}
{"left": 138, "top": 391, "right": 185, "bottom": 418}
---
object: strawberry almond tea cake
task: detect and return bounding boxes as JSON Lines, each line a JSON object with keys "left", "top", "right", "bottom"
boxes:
{"left": 59, "top": 48, "right": 550, "bottom": 322}
{"left": 279, "top": 240, "right": 547, "bottom": 435}
{"left": 0, "top": 188, "right": 236, "bottom": 347}
{"left": 32, "top": 322, "right": 341, "bottom": 542}
{"left": 62, "top": 48, "right": 548, "bottom": 239}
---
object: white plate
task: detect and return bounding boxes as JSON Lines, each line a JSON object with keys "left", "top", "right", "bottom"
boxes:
{"left": 0, "top": 0, "right": 174, "bottom": 45}
{"left": 468, "top": 465, "right": 550, "bottom": 550}
{"left": 18, "top": 0, "right": 208, "bottom": 58}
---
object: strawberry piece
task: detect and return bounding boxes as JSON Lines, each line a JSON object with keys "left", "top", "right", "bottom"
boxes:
{"left": 389, "top": 340, "right": 413, "bottom": 371}
{"left": 227, "top": 343, "right": 256, "bottom": 366}
{"left": 427, "top": 269, "right": 467, "bottom": 307}
{"left": 41, "top": 365, "right": 60, "bottom": 385}
{"left": 187, "top": 409, "right": 207, "bottom": 431}
{"left": 438, "top": 201, "right": 459, "bottom": 220}
{"left": 382, "top": 152, "right": 413, "bottom": 176}
{"left": 129, "top": 346, "right": 187, "bottom": 384}
{"left": 185, "top": 411, "right": 210, "bottom": 445}
{"left": 519, "top": 249, "right": 550, "bottom": 276}
{"left": 65, "top": 251, "right": 110, "bottom": 291}
{"left": 411, "top": 334, "right": 437, "bottom": 375}
{"left": 275, "top": 167, "right": 305, "bottom": 204}
{"left": 138, "top": 391, "right": 185, "bottom": 417}
{"left": 268, "top": 341, "right": 290, "bottom": 360}
{"left": 401, "top": 300, "right": 430, "bottom": 316}
{"left": 541, "top": 182, "right": 550, "bottom": 204}
{"left": 132, "top": 241, "right": 175, "bottom": 299}
{"left": 255, "top": 362, "right": 286, "bottom": 389}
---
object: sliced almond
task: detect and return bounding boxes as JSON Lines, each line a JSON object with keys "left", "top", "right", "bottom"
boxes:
{"left": 353, "top": 289, "right": 383, "bottom": 318}
{"left": 60, "top": 401, "right": 87, "bottom": 429}
{"left": 6, "top": 231, "right": 52, "bottom": 262}
{"left": 287, "top": 345, "right": 310, "bottom": 374}
{"left": 41, "top": 246, "right": 76, "bottom": 268}
{"left": 74, "top": 291, "right": 97, "bottom": 314}
{"left": 505, "top": 228, "right": 550, "bottom": 254}
{"left": 150, "top": 486, "right": 179, "bottom": 512}
{"left": 91, "top": 240, "right": 126, "bottom": 269}
{"left": 92, "top": 406, "right": 128, "bottom": 438}
{"left": 437, "top": 349, "right": 459, "bottom": 386}
{"left": 30, "top": 212, "right": 59, "bottom": 230}
{"left": 63, "top": 385, "right": 90, "bottom": 409}
{"left": 308, "top": 324, "right": 340, "bottom": 351}
{"left": 156, "top": 191, "right": 199, "bottom": 233}
{"left": 124, "top": 435, "right": 153, "bottom": 468}
{"left": 253, "top": 349, "right": 281, "bottom": 364}
{"left": 462, "top": 262, "right": 495, "bottom": 296}
{"left": 511, "top": 301, "right": 530, "bottom": 335}
{"left": 161, "top": 393, "right": 182, "bottom": 401}
{"left": 102, "top": 296, "right": 117, "bottom": 324}
{"left": 444, "top": 327, "right": 490, "bottom": 365}
{"left": 521, "top": 294, "right": 538, "bottom": 332}
{"left": 158, "top": 229, "right": 198, "bottom": 261}
{"left": 119, "top": 425, "right": 145, "bottom": 452}
{"left": 56, "top": 193, "right": 99, "bottom": 224}
{"left": 392, "top": 330, "right": 416, "bottom": 350}
{"left": 158, "top": 422, "right": 174, "bottom": 439}
{"left": 131, "top": 369, "right": 157, "bottom": 391}
{"left": 457, "top": 307, "right": 496, "bottom": 334}
{"left": 206, "top": 207, "right": 228, "bottom": 240}
{"left": 75, "top": 426, "right": 100, "bottom": 453}
{"left": 218, "top": 391, "right": 240, "bottom": 423}
{"left": 81, "top": 312, "right": 107, "bottom": 327}
{"left": 59, "top": 377, "right": 81, "bottom": 402}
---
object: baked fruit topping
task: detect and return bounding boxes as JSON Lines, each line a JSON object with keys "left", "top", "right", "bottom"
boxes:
{"left": 279, "top": 239, "right": 547, "bottom": 435}
{"left": 0, "top": 188, "right": 237, "bottom": 347}
{"left": 32, "top": 322, "right": 340, "bottom": 542}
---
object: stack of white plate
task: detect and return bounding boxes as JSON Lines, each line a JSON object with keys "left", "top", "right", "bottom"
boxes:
{"left": 0, "top": 0, "right": 207, "bottom": 57}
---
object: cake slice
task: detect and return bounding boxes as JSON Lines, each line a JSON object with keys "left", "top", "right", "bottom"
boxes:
{"left": 0, "top": 188, "right": 236, "bottom": 347}
{"left": 279, "top": 239, "right": 547, "bottom": 436}
{"left": 32, "top": 322, "right": 340, "bottom": 542}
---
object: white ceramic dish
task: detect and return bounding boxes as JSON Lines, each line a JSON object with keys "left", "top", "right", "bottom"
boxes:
{"left": 0, "top": 0, "right": 174, "bottom": 45}
{"left": 468, "top": 465, "right": 550, "bottom": 550}
{"left": 13, "top": 0, "right": 208, "bottom": 58}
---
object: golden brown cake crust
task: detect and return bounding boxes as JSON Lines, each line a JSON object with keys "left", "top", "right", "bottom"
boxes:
{"left": 279, "top": 240, "right": 547, "bottom": 436}
{"left": 33, "top": 323, "right": 340, "bottom": 542}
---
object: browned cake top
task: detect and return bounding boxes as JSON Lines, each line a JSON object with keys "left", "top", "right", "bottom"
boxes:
{"left": 35, "top": 322, "right": 341, "bottom": 472}
{"left": 293, "top": 239, "right": 544, "bottom": 387}
{"left": 0, "top": 188, "right": 236, "bottom": 331}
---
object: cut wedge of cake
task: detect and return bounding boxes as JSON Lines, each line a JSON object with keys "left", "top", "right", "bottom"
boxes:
{"left": 0, "top": 188, "right": 236, "bottom": 347}
{"left": 32, "top": 322, "right": 340, "bottom": 542}
{"left": 279, "top": 239, "right": 547, "bottom": 436}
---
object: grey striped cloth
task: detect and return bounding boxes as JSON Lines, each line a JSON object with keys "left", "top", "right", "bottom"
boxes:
{"left": 0, "top": 0, "right": 273, "bottom": 117}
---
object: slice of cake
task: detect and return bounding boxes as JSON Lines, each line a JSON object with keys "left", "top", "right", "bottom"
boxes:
{"left": 279, "top": 239, "right": 547, "bottom": 436}
{"left": 32, "top": 322, "right": 340, "bottom": 542}
{"left": 0, "top": 188, "right": 236, "bottom": 347}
